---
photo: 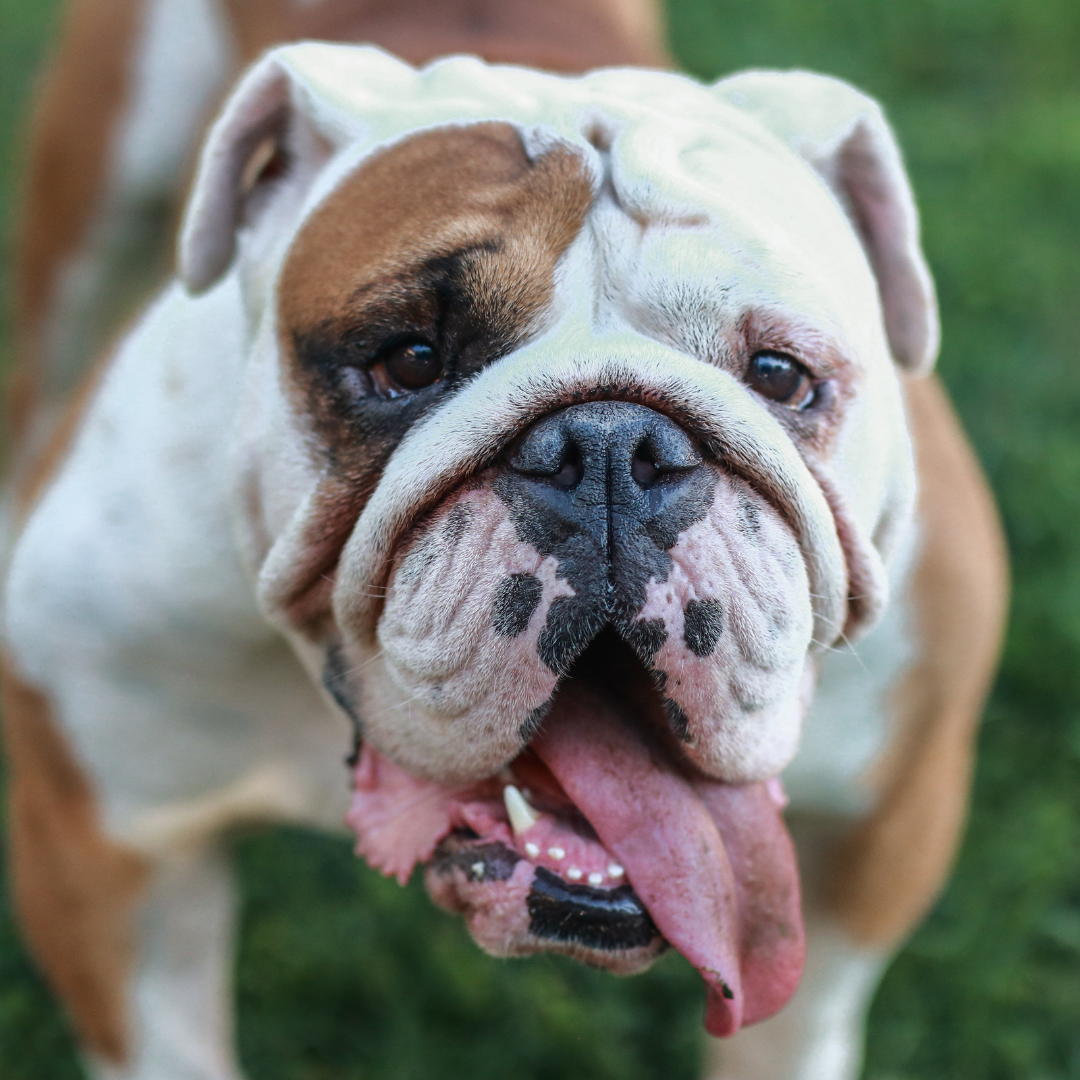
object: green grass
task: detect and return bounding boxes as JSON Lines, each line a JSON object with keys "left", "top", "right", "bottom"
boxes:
{"left": 2, "top": 0, "right": 1080, "bottom": 1076}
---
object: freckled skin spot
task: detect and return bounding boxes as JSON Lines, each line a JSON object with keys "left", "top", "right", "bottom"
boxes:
{"left": 664, "top": 698, "right": 691, "bottom": 741}
{"left": 738, "top": 498, "right": 762, "bottom": 537}
{"left": 624, "top": 617, "right": 668, "bottom": 663}
{"left": 519, "top": 700, "right": 552, "bottom": 742}
{"left": 442, "top": 501, "right": 472, "bottom": 546}
{"left": 492, "top": 572, "right": 543, "bottom": 637}
{"left": 683, "top": 597, "right": 725, "bottom": 658}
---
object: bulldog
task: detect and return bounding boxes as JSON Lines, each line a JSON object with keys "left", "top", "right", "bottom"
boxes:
{"left": 3, "top": 3, "right": 1006, "bottom": 1079}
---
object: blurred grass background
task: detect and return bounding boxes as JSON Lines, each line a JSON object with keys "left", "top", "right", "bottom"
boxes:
{"left": 2, "top": 0, "right": 1079, "bottom": 1076}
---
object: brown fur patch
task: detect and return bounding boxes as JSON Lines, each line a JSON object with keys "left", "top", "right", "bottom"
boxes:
{"left": 9, "top": 0, "right": 144, "bottom": 450}
{"left": 1, "top": 653, "right": 150, "bottom": 1065}
{"left": 272, "top": 123, "right": 592, "bottom": 629}
{"left": 828, "top": 374, "right": 1008, "bottom": 946}
{"left": 221, "top": 0, "right": 669, "bottom": 70}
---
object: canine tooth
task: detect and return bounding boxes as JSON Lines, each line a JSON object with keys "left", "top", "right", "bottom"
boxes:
{"left": 525, "top": 842, "right": 540, "bottom": 858}
{"left": 607, "top": 863, "right": 624, "bottom": 878}
{"left": 588, "top": 872, "right": 603, "bottom": 886}
{"left": 471, "top": 862, "right": 485, "bottom": 877}
{"left": 567, "top": 867, "right": 582, "bottom": 881}
{"left": 547, "top": 846, "right": 565, "bottom": 860}
{"left": 503, "top": 784, "right": 539, "bottom": 836}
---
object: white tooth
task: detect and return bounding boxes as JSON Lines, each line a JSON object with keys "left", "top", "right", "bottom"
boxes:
{"left": 567, "top": 866, "right": 583, "bottom": 881}
{"left": 471, "top": 862, "right": 485, "bottom": 877}
{"left": 607, "top": 863, "right": 624, "bottom": 878}
{"left": 547, "top": 846, "right": 566, "bottom": 860}
{"left": 525, "top": 842, "right": 540, "bottom": 858}
{"left": 588, "top": 872, "right": 603, "bottom": 886}
{"left": 503, "top": 784, "right": 539, "bottom": 836}
{"left": 522, "top": 788, "right": 533, "bottom": 800}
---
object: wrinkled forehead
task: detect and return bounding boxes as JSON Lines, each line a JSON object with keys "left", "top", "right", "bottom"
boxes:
{"left": 281, "top": 44, "right": 876, "bottom": 337}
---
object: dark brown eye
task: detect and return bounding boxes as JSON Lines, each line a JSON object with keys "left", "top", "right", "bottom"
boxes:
{"left": 376, "top": 341, "right": 443, "bottom": 393}
{"left": 746, "top": 351, "right": 816, "bottom": 408}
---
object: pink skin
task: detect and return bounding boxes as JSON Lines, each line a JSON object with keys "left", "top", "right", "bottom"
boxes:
{"left": 347, "top": 747, "right": 627, "bottom": 887}
{"left": 426, "top": 857, "right": 540, "bottom": 960}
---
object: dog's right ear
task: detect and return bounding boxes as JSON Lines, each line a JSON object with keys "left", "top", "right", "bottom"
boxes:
{"left": 179, "top": 56, "right": 336, "bottom": 294}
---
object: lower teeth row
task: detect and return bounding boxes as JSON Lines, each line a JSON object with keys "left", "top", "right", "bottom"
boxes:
{"left": 521, "top": 841, "right": 624, "bottom": 884}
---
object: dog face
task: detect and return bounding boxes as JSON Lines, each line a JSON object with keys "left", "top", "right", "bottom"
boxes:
{"left": 179, "top": 45, "right": 936, "bottom": 1035}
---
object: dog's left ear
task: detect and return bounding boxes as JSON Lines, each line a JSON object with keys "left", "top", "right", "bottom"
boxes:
{"left": 179, "top": 52, "right": 338, "bottom": 294}
{"left": 716, "top": 70, "right": 938, "bottom": 374}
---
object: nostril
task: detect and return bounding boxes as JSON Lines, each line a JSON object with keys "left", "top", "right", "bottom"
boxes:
{"left": 631, "top": 444, "right": 660, "bottom": 488}
{"left": 631, "top": 428, "right": 701, "bottom": 490}
{"left": 553, "top": 445, "right": 584, "bottom": 489}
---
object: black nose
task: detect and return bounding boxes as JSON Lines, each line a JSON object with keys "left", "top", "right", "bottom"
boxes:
{"left": 498, "top": 402, "right": 713, "bottom": 674}
{"left": 508, "top": 402, "right": 702, "bottom": 535}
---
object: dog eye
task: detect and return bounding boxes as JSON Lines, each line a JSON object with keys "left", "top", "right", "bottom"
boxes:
{"left": 373, "top": 341, "right": 443, "bottom": 395}
{"left": 746, "top": 351, "right": 816, "bottom": 409}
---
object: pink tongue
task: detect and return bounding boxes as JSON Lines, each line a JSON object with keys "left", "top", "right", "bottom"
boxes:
{"left": 532, "top": 684, "right": 805, "bottom": 1036}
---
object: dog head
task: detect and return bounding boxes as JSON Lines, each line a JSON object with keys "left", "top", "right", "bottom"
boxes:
{"left": 179, "top": 44, "right": 935, "bottom": 1034}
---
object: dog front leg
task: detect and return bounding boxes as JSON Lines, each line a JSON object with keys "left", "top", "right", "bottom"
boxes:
{"left": 92, "top": 844, "right": 244, "bottom": 1080}
{"left": 3, "top": 659, "right": 245, "bottom": 1079}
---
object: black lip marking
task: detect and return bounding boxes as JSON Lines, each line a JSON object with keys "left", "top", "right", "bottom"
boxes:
{"left": 519, "top": 700, "right": 552, "bottom": 742}
{"left": 323, "top": 642, "right": 364, "bottom": 767}
{"left": 430, "top": 840, "right": 520, "bottom": 883}
{"left": 442, "top": 500, "right": 473, "bottom": 545}
{"left": 738, "top": 497, "right": 762, "bottom": 537}
{"left": 623, "top": 616, "right": 668, "bottom": 663}
{"left": 537, "top": 595, "right": 609, "bottom": 675}
{"left": 492, "top": 572, "right": 544, "bottom": 637}
{"left": 664, "top": 698, "right": 692, "bottom": 742}
{"left": 527, "top": 867, "right": 661, "bottom": 951}
{"left": 683, "top": 597, "right": 725, "bottom": 658}
{"left": 497, "top": 402, "right": 715, "bottom": 676}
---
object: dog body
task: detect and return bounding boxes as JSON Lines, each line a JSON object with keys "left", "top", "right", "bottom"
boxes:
{"left": 5, "top": 4, "right": 1006, "bottom": 1079}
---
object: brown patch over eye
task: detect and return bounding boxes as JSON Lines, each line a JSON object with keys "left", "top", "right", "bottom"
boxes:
{"left": 746, "top": 351, "right": 816, "bottom": 409}
{"left": 373, "top": 341, "right": 443, "bottom": 396}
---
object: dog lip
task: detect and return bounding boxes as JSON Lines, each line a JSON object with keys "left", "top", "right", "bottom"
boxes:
{"left": 526, "top": 866, "right": 662, "bottom": 951}
{"left": 429, "top": 838, "right": 520, "bottom": 883}
{"left": 427, "top": 832, "right": 665, "bottom": 955}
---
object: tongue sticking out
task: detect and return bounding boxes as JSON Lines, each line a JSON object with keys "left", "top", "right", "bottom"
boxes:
{"left": 532, "top": 683, "right": 805, "bottom": 1036}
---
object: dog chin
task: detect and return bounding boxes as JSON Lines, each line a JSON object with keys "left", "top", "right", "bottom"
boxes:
{"left": 346, "top": 631, "right": 807, "bottom": 1037}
